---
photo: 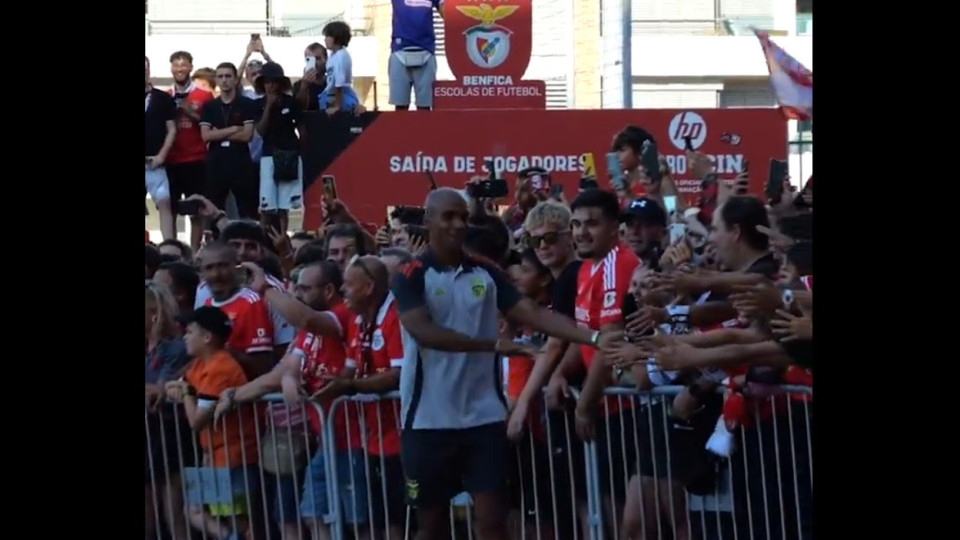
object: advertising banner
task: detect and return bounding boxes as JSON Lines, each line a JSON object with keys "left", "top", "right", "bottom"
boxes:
{"left": 433, "top": 0, "right": 545, "bottom": 110}
{"left": 301, "top": 108, "right": 787, "bottom": 229}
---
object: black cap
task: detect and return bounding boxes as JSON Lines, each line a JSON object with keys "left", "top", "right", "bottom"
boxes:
{"left": 179, "top": 306, "right": 233, "bottom": 343}
{"left": 254, "top": 62, "right": 292, "bottom": 93}
{"left": 620, "top": 197, "right": 667, "bottom": 227}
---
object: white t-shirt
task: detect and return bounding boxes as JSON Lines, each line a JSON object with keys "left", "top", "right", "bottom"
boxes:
{"left": 325, "top": 48, "right": 353, "bottom": 93}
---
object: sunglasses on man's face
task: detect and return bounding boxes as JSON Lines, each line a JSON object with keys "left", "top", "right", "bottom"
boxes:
{"left": 524, "top": 231, "right": 568, "bottom": 250}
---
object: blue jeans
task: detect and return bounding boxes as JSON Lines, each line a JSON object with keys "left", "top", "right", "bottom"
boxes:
{"left": 299, "top": 447, "right": 369, "bottom": 525}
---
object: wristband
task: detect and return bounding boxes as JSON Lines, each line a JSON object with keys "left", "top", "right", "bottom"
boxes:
{"left": 589, "top": 330, "right": 601, "bottom": 348}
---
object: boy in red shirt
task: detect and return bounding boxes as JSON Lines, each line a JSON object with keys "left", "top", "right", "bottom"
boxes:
{"left": 166, "top": 306, "right": 261, "bottom": 540}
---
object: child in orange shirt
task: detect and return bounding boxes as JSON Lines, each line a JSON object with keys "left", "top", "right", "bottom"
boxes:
{"left": 165, "top": 306, "right": 261, "bottom": 540}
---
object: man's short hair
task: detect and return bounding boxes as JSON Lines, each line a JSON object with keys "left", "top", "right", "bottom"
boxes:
{"left": 295, "top": 240, "right": 328, "bottom": 266}
{"left": 611, "top": 125, "right": 655, "bottom": 155}
{"left": 169, "top": 51, "right": 194, "bottom": 64}
{"left": 524, "top": 200, "right": 572, "bottom": 232}
{"left": 215, "top": 62, "right": 239, "bottom": 76}
{"left": 307, "top": 42, "right": 325, "bottom": 53}
{"left": 145, "top": 244, "right": 162, "bottom": 277}
{"left": 158, "top": 261, "right": 200, "bottom": 300}
{"left": 159, "top": 238, "right": 193, "bottom": 260}
{"left": 221, "top": 220, "right": 269, "bottom": 248}
{"left": 719, "top": 196, "right": 770, "bottom": 251}
{"left": 325, "top": 224, "right": 366, "bottom": 255}
{"left": 569, "top": 189, "right": 621, "bottom": 222}
{"left": 322, "top": 21, "right": 353, "bottom": 47}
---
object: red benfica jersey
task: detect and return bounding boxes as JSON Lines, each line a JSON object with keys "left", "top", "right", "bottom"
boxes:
{"left": 575, "top": 243, "right": 640, "bottom": 416}
{"left": 292, "top": 302, "right": 363, "bottom": 450}
{"left": 167, "top": 83, "right": 214, "bottom": 164}
{"left": 205, "top": 288, "right": 274, "bottom": 354}
{"left": 346, "top": 294, "right": 405, "bottom": 457}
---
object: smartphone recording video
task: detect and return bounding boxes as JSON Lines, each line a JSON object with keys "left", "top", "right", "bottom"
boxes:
{"left": 321, "top": 175, "right": 338, "bottom": 201}
{"left": 175, "top": 199, "right": 202, "bottom": 216}
{"left": 765, "top": 159, "right": 789, "bottom": 204}
{"left": 640, "top": 140, "right": 662, "bottom": 183}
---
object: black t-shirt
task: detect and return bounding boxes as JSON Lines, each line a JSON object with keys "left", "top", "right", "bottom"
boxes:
{"left": 292, "top": 80, "right": 324, "bottom": 111}
{"left": 550, "top": 260, "right": 582, "bottom": 320}
{"left": 255, "top": 94, "right": 302, "bottom": 157}
{"left": 199, "top": 96, "right": 257, "bottom": 164}
{"left": 744, "top": 252, "right": 780, "bottom": 279}
{"left": 145, "top": 89, "right": 176, "bottom": 156}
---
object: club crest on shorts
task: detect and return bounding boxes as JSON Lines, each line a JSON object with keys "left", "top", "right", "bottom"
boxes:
{"left": 406, "top": 479, "right": 419, "bottom": 501}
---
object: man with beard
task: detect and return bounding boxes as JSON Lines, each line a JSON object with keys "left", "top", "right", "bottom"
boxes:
{"left": 166, "top": 51, "right": 214, "bottom": 251}
{"left": 620, "top": 197, "right": 667, "bottom": 270}
{"left": 502, "top": 167, "right": 549, "bottom": 235}
{"left": 227, "top": 258, "right": 372, "bottom": 540}
{"left": 196, "top": 241, "right": 276, "bottom": 378}
{"left": 193, "top": 219, "right": 295, "bottom": 359}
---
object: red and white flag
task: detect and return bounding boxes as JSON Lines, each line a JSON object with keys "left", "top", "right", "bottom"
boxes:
{"left": 754, "top": 30, "right": 812, "bottom": 121}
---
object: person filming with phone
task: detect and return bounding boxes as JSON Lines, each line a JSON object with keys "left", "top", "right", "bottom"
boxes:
{"left": 254, "top": 62, "right": 303, "bottom": 236}
{"left": 293, "top": 43, "right": 328, "bottom": 111}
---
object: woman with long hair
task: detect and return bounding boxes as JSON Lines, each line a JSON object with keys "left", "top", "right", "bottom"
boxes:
{"left": 145, "top": 281, "right": 194, "bottom": 540}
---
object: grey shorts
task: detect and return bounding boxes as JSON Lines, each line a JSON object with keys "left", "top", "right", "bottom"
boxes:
{"left": 388, "top": 50, "right": 437, "bottom": 108}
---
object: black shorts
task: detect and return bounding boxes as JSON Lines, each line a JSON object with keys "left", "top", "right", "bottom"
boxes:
{"left": 545, "top": 405, "right": 587, "bottom": 517}
{"left": 593, "top": 407, "right": 636, "bottom": 503}
{"left": 165, "top": 160, "right": 206, "bottom": 202}
{"left": 367, "top": 453, "right": 406, "bottom": 529}
{"left": 400, "top": 422, "right": 508, "bottom": 507}
{"left": 205, "top": 157, "right": 259, "bottom": 219}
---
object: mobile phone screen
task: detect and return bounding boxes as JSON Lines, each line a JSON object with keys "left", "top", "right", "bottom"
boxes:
{"left": 606, "top": 152, "right": 626, "bottom": 191}
{"left": 663, "top": 195, "right": 677, "bottom": 215}
{"left": 765, "top": 159, "right": 788, "bottom": 203}
{"left": 321, "top": 175, "right": 338, "bottom": 200}
{"left": 640, "top": 141, "right": 662, "bottom": 183}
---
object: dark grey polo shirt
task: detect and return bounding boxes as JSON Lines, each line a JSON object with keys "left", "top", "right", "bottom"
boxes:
{"left": 391, "top": 250, "right": 522, "bottom": 430}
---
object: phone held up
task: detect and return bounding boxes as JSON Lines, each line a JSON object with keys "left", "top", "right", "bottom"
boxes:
{"left": 765, "top": 159, "right": 789, "bottom": 204}
{"left": 321, "top": 175, "right": 338, "bottom": 201}
{"left": 640, "top": 140, "right": 662, "bottom": 183}
{"left": 175, "top": 199, "right": 203, "bottom": 216}
{"left": 606, "top": 152, "right": 627, "bottom": 192}
{"left": 467, "top": 160, "right": 509, "bottom": 199}
{"left": 305, "top": 56, "right": 316, "bottom": 71}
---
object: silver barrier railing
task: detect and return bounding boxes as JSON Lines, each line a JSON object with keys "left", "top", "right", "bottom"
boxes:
{"left": 146, "top": 385, "right": 812, "bottom": 540}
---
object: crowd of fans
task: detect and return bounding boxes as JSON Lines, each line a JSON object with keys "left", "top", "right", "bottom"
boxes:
{"left": 145, "top": 4, "right": 812, "bottom": 540}
{"left": 146, "top": 98, "right": 814, "bottom": 540}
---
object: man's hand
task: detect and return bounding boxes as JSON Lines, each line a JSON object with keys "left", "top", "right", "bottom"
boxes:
{"left": 265, "top": 92, "right": 278, "bottom": 108}
{"left": 281, "top": 374, "right": 303, "bottom": 406}
{"left": 326, "top": 106, "right": 338, "bottom": 117}
{"left": 687, "top": 151, "right": 715, "bottom": 180}
{"left": 353, "top": 104, "right": 367, "bottom": 116}
{"left": 603, "top": 341, "right": 654, "bottom": 368}
{"left": 655, "top": 342, "right": 703, "bottom": 371}
{"left": 545, "top": 375, "right": 570, "bottom": 410}
{"left": 732, "top": 167, "right": 749, "bottom": 195}
{"left": 574, "top": 407, "right": 595, "bottom": 441}
{"left": 267, "top": 226, "right": 293, "bottom": 258}
{"left": 730, "top": 282, "right": 780, "bottom": 320}
{"left": 597, "top": 330, "right": 626, "bottom": 354}
{"left": 213, "top": 388, "right": 236, "bottom": 421}
{"left": 649, "top": 271, "right": 699, "bottom": 296}
{"left": 164, "top": 380, "right": 190, "bottom": 403}
{"left": 408, "top": 234, "right": 428, "bottom": 256}
{"left": 146, "top": 155, "right": 165, "bottom": 170}
{"left": 321, "top": 195, "right": 348, "bottom": 222}
{"left": 506, "top": 399, "right": 529, "bottom": 441}
{"left": 374, "top": 226, "right": 391, "bottom": 248}
{"left": 238, "top": 261, "right": 268, "bottom": 294}
{"left": 310, "top": 377, "right": 354, "bottom": 402}
{"left": 660, "top": 243, "right": 693, "bottom": 268}
{"left": 624, "top": 310, "right": 656, "bottom": 340}
{"left": 301, "top": 69, "right": 318, "bottom": 84}
{"left": 770, "top": 308, "right": 812, "bottom": 342}
{"left": 145, "top": 384, "right": 165, "bottom": 411}
{"left": 186, "top": 194, "right": 222, "bottom": 219}
{"left": 756, "top": 225, "right": 795, "bottom": 251}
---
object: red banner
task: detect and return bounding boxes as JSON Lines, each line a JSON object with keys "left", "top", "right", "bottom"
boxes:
{"left": 434, "top": 0, "right": 544, "bottom": 110}
{"left": 302, "top": 108, "right": 787, "bottom": 229}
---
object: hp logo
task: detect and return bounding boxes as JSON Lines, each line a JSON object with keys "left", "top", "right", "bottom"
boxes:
{"left": 667, "top": 111, "right": 707, "bottom": 151}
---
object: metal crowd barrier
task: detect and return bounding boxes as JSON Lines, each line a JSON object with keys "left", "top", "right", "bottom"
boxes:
{"left": 145, "top": 386, "right": 812, "bottom": 540}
